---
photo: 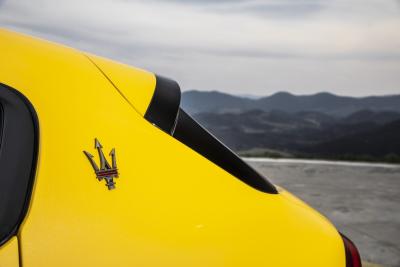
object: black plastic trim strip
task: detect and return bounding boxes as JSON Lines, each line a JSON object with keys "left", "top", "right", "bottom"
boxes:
{"left": 173, "top": 109, "right": 278, "bottom": 194}
{"left": 0, "top": 83, "right": 39, "bottom": 247}
{"left": 143, "top": 76, "right": 277, "bottom": 194}
{"left": 144, "top": 75, "right": 181, "bottom": 134}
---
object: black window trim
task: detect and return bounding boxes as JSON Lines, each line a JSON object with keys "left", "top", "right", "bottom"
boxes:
{"left": 0, "top": 83, "right": 39, "bottom": 247}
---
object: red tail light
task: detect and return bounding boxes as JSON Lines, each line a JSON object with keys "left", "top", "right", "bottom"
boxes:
{"left": 341, "top": 233, "right": 362, "bottom": 267}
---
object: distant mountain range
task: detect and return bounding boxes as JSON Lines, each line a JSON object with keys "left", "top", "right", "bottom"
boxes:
{"left": 181, "top": 91, "right": 400, "bottom": 163}
{"left": 182, "top": 91, "right": 400, "bottom": 117}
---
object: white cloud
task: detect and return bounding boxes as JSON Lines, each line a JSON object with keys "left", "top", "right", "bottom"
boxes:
{"left": 0, "top": 0, "right": 399, "bottom": 96}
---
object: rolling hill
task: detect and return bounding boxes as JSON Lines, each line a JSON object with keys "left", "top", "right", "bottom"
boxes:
{"left": 182, "top": 91, "right": 400, "bottom": 117}
{"left": 181, "top": 91, "right": 400, "bottom": 163}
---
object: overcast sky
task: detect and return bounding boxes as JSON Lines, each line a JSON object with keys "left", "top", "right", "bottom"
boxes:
{"left": 0, "top": 0, "right": 399, "bottom": 96}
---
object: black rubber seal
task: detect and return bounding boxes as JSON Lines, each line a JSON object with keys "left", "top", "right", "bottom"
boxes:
{"left": 144, "top": 75, "right": 181, "bottom": 134}
{"left": 0, "top": 83, "right": 39, "bottom": 247}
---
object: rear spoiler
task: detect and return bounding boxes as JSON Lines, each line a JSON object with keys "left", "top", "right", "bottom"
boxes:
{"left": 144, "top": 76, "right": 277, "bottom": 194}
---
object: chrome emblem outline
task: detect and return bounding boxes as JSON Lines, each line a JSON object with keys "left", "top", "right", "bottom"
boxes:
{"left": 83, "top": 138, "right": 119, "bottom": 190}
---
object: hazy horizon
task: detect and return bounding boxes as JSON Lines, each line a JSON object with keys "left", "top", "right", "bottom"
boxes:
{"left": 184, "top": 89, "right": 400, "bottom": 98}
{"left": 1, "top": 0, "right": 399, "bottom": 96}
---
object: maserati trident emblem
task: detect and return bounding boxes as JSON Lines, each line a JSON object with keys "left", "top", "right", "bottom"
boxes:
{"left": 83, "top": 138, "right": 119, "bottom": 190}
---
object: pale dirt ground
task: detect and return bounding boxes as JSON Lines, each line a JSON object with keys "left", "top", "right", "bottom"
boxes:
{"left": 247, "top": 159, "right": 400, "bottom": 267}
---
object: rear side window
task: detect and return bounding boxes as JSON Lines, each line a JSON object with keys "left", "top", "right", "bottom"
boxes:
{"left": 0, "top": 103, "right": 3, "bottom": 149}
{"left": 0, "top": 83, "right": 39, "bottom": 246}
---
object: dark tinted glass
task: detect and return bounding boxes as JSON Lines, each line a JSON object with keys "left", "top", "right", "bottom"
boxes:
{"left": 0, "top": 84, "right": 39, "bottom": 246}
{"left": 0, "top": 104, "right": 3, "bottom": 150}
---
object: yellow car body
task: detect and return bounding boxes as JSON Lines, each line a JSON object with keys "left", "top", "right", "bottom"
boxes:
{"left": 0, "top": 28, "right": 357, "bottom": 267}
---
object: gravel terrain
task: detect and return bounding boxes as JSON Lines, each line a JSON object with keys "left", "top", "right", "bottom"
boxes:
{"left": 247, "top": 158, "right": 400, "bottom": 267}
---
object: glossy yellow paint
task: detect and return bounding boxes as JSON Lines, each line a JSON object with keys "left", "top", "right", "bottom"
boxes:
{"left": 0, "top": 237, "right": 19, "bottom": 267}
{"left": 85, "top": 53, "right": 156, "bottom": 116}
{"left": 0, "top": 28, "right": 346, "bottom": 267}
